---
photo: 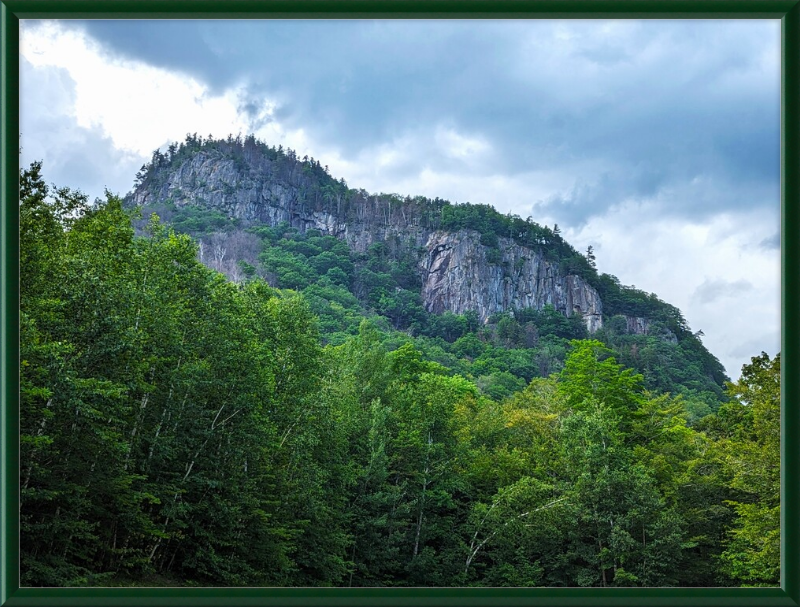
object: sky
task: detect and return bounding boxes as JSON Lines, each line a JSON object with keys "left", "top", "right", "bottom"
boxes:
{"left": 18, "top": 19, "right": 781, "bottom": 380}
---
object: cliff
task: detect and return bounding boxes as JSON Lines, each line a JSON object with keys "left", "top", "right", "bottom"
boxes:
{"left": 128, "top": 136, "right": 604, "bottom": 327}
{"left": 422, "top": 230, "right": 602, "bottom": 330}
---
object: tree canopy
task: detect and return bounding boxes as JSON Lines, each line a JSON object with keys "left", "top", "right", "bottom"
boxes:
{"left": 19, "top": 162, "right": 778, "bottom": 588}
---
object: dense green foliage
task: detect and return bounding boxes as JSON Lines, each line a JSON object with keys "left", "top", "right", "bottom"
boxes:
{"left": 20, "top": 163, "right": 780, "bottom": 588}
{"left": 136, "top": 194, "right": 727, "bottom": 407}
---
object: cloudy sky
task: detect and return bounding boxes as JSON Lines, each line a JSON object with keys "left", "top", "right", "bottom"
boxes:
{"left": 19, "top": 18, "right": 781, "bottom": 380}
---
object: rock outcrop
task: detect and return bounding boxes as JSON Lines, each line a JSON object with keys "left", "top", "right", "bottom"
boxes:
{"left": 129, "top": 145, "right": 603, "bottom": 330}
{"left": 625, "top": 316, "right": 651, "bottom": 336}
{"left": 622, "top": 315, "right": 678, "bottom": 344}
{"left": 129, "top": 150, "right": 432, "bottom": 253}
{"left": 422, "top": 230, "right": 602, "bottom": 326}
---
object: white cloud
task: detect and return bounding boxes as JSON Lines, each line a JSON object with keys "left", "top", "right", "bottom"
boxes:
{"left": 434, "top": 126, "right": 491, "bottom": 161}
{"left": 565, "top": 203, "right": 780, "bottom": 379}
{"left": 21, "top": 21, "right": 277, "bottom": 158}
{"left": 691, "top": 278, "right": 755, "bottom": 304}
{"left": 19, "top": 56, "right": 144, "bottom": 199}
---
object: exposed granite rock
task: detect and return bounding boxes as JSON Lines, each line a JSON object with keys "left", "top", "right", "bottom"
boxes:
{"left": 625, "top": 316, "right": 651, "bottom": 336}
{"left": 129, "top": 147, "right": 606, "bottom": 330}
{"left": 422, "top": 230, "right": 602, "bottom": 327}
{"left": 129, "top": 150, "right": 433, "bottom": 253}
{"left": 623, "top": 315, "right": 678, "bottom": 344}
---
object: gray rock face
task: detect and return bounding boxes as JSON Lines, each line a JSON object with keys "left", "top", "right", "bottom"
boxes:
{"left": 130, "top": 149, "right": 604, "bottom": 331}
{"left": 625, "top": 316, "right": 651, "bottom": 336}
{"left": 622, "top": 315, "right": 678, "bottom": 344}
{"left": 422, "top": 230, "right": 602, "bottom": 327}
{"left": 130, "top": 151, "right": 432, "bottom": 254}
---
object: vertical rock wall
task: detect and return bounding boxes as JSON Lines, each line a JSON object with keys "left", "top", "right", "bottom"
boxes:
{"left": 421, "top": 230, "right": 603, "bottom": 329}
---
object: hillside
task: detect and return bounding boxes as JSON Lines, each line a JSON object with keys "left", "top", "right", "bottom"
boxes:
{"left": 126, "top": 134, "right": 728, "bottom": 407}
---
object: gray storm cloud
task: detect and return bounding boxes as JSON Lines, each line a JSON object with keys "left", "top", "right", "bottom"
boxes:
{"left": 39, "top": 18, "right": 779, "bottom": 227}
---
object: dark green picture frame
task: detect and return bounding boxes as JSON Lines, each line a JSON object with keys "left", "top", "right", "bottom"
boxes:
{"left": 1, "top": 1, "right": 798, "bottom": 605}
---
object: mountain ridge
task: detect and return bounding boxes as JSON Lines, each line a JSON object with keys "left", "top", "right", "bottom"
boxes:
{"left": 127, "top": 134, "right": 663, "bottom": 332}
{"left": 125, "top": 133, "right": 728, "bottom": 396}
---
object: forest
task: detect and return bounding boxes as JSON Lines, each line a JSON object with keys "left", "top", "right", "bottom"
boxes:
{"left": 19, "top": 161, "right": 780, "bottom": 587}
{"left": 140, "top": 191, "right": 726, "bottom": 411}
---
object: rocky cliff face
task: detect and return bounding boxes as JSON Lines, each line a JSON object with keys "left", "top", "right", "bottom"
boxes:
{"left": 422, "top": 230, "right": 602, "bottom": 327}
{"left": 625, "top": 316, "right": 651, "bottom": 336}
{"left": 129, "top": 145, "right": 603, "bottom": 330}
{"left": 622, "top": 315, "right": 678, "bottom": 344}
{"left": 129, "top": 150, "right": 431, "bottom": 253}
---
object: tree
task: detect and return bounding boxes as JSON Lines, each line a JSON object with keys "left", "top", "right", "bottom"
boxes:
{"left": 463, "top": 477, "right": 564, "bottom": 582}
{"left": 550, "top": 342, "right": 686, "bottom": 586}
{"left": 717, "top": 352, "right": 780, "bottom": 586}
{"left": 586, "top": 245, "right": 596, "bottom": 269}
{"left": 559, "top": 340, "right": 646, "bottom": 418}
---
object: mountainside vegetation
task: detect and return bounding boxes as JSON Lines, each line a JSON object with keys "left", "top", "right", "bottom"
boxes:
{"left": 19, "top": 158, "right": 781, "bottom": 588}
{"left": 134, "top": 135, "right": 707, "bottom": 324}
{"left": 130, "top": 134, "right": 728, "bottom": 408}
